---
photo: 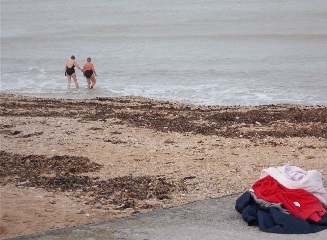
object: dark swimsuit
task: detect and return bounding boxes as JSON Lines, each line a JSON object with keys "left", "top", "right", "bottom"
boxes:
{"left": 84, "top": 70, "right": 93, "bottom": 78}
{"left": 66, "top": 65, "right": 75, "bottom": 76}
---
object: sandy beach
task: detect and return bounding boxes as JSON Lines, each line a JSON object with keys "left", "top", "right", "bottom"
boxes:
{"left": 0, "top": 93, "right": 326, "bottom": 239}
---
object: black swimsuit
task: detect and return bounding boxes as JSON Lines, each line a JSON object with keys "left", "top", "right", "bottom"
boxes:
{"left": 84, "top": 70, "right": 93, "bottom": 78}
{"left": 66, "top": 65, "right": 75, "bottom": 76}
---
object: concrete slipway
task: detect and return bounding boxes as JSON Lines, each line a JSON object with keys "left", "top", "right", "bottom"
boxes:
{"left": 10, "top": 195, "right": 327, "bottom": 240}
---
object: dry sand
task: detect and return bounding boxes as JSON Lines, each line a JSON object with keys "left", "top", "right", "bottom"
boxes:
{"left": 0, "top": 93, "right": 326, "bottom": 239}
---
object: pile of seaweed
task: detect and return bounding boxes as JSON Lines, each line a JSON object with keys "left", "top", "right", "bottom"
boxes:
{"left": 0, "top": 151, "right": 186, "bottom": 209}
{"left": 1, "top": 95, "right": 327, "bottom": 139}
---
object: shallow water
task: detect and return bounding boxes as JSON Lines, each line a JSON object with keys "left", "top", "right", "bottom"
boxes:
{"left": 1, "top": 0, "right": 327, "bottom": 106}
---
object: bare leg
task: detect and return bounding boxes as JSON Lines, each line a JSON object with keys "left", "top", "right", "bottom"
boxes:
{"left": 86, "top": 78, "right": 91, "bottom": 88}
{"left": 90, "top": 75, "right": 96, "bottom": 88}
{"left": 72, "top": 73, "right": 79, "bottom": 89}
{"left": 67, "top": 75, "right": 72, "bottom": 89}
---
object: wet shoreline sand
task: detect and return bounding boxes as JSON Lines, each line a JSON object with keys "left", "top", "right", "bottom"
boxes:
{"left": 1, "top": 93, "right": 326, "bottom": 239}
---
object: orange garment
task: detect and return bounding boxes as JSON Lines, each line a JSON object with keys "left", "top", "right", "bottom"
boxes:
{"left": 83, "top": 62, "right": 94, "bottom": 71}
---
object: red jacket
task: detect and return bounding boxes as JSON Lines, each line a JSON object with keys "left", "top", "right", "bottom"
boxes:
{"left": 252, "top": 175, "right": 326, "bottom": 222}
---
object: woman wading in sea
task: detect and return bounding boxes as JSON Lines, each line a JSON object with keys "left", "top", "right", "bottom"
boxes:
{"left": 83, "top": 57, "right": 97, "bottom": 89}
{"left": 65, "top": 55, "right": 83, "bottom": 89}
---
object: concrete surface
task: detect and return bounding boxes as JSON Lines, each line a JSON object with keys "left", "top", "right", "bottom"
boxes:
{"left": 9, "top": 195, "right": 327, "bottom": 240}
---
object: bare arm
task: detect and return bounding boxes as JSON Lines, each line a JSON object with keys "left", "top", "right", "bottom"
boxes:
{"left": 64, "top": 63, "right": 67, "bottom": 76}
{"left": 92, "top": 65, "right": 97, "bottom": 76}
{"left": 74, "top": 61, "right": 83, "bottom": 71}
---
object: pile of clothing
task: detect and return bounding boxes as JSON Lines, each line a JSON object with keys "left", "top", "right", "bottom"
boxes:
{"left": 235, "top": 165, "right": 327, "bottom": 234}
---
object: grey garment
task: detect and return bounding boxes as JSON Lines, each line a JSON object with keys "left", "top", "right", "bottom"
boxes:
{"left": 249, "top": 190, "right": 290, "bottom": 214}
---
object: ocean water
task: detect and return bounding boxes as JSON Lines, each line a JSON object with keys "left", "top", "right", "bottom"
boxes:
{"left": 1, "top": 0, "right": 326, "bottom": 106}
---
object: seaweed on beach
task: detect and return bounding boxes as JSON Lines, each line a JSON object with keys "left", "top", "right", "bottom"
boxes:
{"left": 0, "top": 151, "right": 186, "bottom": 209}
{"left": 1, "top": 94, "right": 327, "bottom": 139}
{"left": 0, "top": 152, "right": 102, "bottom": 178}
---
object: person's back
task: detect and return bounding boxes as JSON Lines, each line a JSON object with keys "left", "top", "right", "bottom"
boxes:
{"left": 82, "top": 57, "right": 97, "bottom": 89}
{"left": 65, "top": 55, "right": 82, "bottom": 89}
{"left": 66, "top": 59, "right": 75, "bottom": 68}
{"left": 83, "top": 62, "right": 94, "bottom": 71}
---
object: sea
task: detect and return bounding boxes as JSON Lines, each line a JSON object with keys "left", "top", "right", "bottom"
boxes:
{"left": 1, "top": 0, "right": 326, "bottom": 106}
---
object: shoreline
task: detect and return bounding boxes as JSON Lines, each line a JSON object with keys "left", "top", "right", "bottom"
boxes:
{"left": 2, "top": 91, "right": 327, "bottom": 108}
{"left": 1, "top": 93, "right": 327, "bottom": 238}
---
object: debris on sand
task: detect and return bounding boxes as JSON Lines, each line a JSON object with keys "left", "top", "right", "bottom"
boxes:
{"left": 0, "top": 151, "right": 186, "bottom": 210}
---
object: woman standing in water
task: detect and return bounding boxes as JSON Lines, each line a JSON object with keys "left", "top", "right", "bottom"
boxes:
{"left": 65, "top": 55, "right": 83, "bottom": 89}
{"left": 83, "top": 57, "right": 97, "bottom": 89}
